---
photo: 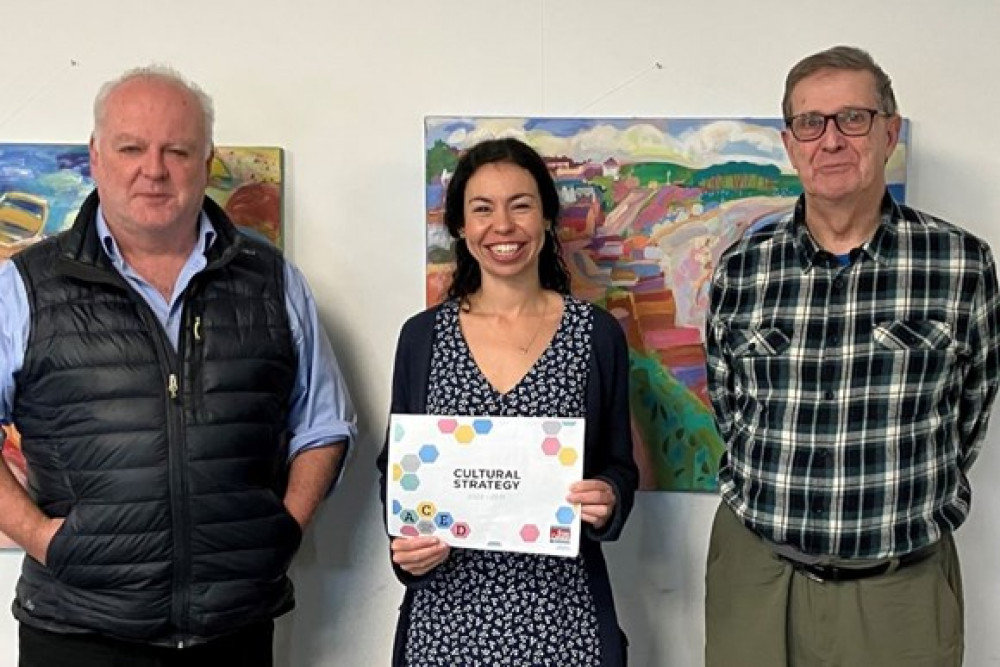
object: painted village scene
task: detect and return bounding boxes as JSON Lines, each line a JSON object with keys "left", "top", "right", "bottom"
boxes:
{"left": 0, "top": 144, "right": 283, "bottom": 547}
{"left": 425, "top": 117, "right": 908, "bottom": 492}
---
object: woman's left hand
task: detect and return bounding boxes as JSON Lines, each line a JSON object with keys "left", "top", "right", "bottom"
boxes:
{"left": 567, "top": 479, "right": 617, "bottom": 529}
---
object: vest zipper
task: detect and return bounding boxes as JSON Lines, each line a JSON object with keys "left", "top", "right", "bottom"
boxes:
{"left": 168, "top": 313, "right": 192, "bottom": 644}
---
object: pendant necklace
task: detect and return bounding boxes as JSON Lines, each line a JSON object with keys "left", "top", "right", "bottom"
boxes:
{"left": 513, "top": 304, "right": 548, "bottom": 354}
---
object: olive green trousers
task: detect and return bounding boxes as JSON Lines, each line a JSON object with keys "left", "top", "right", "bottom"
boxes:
{"left": 705, "top": 502, "right": 964, "bottom": 667}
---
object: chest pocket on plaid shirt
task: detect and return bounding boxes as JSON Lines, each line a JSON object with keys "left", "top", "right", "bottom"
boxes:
{"left": 727, "top": 327, "right": 791, "bottom": 432}
{"left": 873, "top": 319, "right": 958, "bottom": 424}
{"left": 873, "top": 319, "right": 953, "bottom": 351}
{"left": 728, "top": 327, "right": 792, "bottom": 357}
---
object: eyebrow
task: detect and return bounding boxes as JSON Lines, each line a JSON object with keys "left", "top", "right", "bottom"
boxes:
{"left": 109, "top": 133, "right": 199, "bottom": 149}
{"left": 467, "top": 192, "right": 537, "bottom": 203}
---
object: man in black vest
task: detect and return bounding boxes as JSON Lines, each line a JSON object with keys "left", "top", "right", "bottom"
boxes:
{"left": 0, "top": 66, "right": 356, "bottom": 666}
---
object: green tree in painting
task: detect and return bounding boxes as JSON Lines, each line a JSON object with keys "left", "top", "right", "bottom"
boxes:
{"left": 426, "top": 140, "right": 459, "bottom": 184}
{"left": 629, "top": 350, "right": 726, "bottom": 491}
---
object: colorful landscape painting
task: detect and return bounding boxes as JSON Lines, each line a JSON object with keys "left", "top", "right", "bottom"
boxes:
{"left": 425, "top": 117, "right": 908, "bottom": 492}
{"left": 0, "top": 144, "right": 283, "bottom": 548}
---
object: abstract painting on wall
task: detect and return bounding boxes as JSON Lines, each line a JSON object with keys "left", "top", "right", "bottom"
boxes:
{"left": 424, "top": 116, "right": 909, "bottom": 492}
{"left": 0, "top": 143, "right": 284, "bottom": 548}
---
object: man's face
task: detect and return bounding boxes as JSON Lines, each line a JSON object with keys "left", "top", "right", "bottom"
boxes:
{"left": 782, "top": 68, "right": 901, "bottom": 205}
{"left": 90, "top": 77, "right": 211, "bottom": 241}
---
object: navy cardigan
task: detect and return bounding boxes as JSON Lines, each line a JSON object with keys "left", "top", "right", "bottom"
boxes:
{"left": 377, "top": 300, "right": 638, "bottom": 666}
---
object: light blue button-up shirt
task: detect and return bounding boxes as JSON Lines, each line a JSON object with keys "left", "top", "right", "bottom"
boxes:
{"left": 0, "top": 207, "right": 356, "bottom": 477}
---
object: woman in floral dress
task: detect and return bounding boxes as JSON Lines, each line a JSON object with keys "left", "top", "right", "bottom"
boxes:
{"left": 378, "top": 138, "right": 637, "bottom": 666}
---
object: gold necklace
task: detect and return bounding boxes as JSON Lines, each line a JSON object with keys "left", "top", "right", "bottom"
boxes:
{"left": 513, "top": 307, "right": 548, "bottom": 354}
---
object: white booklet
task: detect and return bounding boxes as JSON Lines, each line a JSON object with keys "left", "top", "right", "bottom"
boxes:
{"left": 386, "top": 414, "right": 585, "bottom": 557}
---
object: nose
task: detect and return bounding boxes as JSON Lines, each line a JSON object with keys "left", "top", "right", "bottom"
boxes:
{"left": 141, "top": 150, "right": 168, "bottom": 179}
{"left": 819, "top": 119, "right": 847, "bottom": 150}
{"left": 493, "top": 208, "right": 515, "bottom": 232}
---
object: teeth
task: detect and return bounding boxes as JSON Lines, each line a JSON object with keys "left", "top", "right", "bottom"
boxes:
{"left": 492, "top": 243, "right": 520, "bottom": 255}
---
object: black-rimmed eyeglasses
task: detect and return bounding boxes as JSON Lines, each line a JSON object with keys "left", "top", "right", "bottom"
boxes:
{"left": 785, "top": 107, "right": 890, "bottom": 142}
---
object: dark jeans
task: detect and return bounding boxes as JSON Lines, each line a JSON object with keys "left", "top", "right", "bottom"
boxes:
{"left": 19, "top": 621, "right": 274, "bottom": 667}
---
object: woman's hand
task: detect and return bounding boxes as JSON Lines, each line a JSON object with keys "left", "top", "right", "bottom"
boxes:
{"left": 391, "top": 536, "right": 451, "bottom": 576}
{"left": 567, "top": 479, "right": 617, "bottom": 530}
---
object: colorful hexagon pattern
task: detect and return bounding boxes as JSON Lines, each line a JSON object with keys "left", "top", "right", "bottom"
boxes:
{"left": 401, "top": 454, "right": 422, "bottom": 473}
{"left": 542, "top": 420, "right": 562, "bottom": 435}
{"left": 392, "top": 463, "right": 403, "bottom": 481}
{"left": 451, "top": 522, "right": 471, "bottom": 538}
{"left": 541, "top": 437, "right": 561, "bottom": 456}
{"left": 555, "top": 506, "right": 576, "bottom": 525}
{"left": 400, "top": 525, "right": 419, "bottom": 537}
{"left": 417, "top": 520, "right": 436, "bottom": 535}
{"left": 437, "top": 418, "right": 458, "bottom": 434}
{"left": 472, "top": 419, "right": 493, "bottom": 435}
{"left": 392, "top": 500, "right": 402, "bottom": 516}
{"left": 434, "top": 512, "right": 454, "bottom": 528}
{"left": 400, "top": 474, "right": 420, "bottom": 491}
{"left": 417, "top": 501, "right": 437, "bottom": 520}
{"left": 454, "top": 424, "right": 476, "bottom": 444}
{"left": 558, "top": 447, "right": 578, "bottom": 466}
{"left": 520, "top": 524, "right": 540, "bottom": 542}
{"left": 418, "top": 444, "right": 439, "bottom": 463}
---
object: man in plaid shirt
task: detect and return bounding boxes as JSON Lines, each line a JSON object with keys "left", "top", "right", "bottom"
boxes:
{"left": 704, "top": 45, "right": 1000, "bottom": 667}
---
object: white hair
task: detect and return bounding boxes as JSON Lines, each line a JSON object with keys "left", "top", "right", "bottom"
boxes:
{"left": 93, "top": 64, "right": 215, "bottom": 157}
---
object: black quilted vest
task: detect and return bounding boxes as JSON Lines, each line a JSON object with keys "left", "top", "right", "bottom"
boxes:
{"left": 10, "top": 191, "right": 299, "bottom": 646}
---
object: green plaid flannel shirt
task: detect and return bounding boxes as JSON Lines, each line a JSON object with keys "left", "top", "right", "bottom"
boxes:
{"left": 706, "top": 193, "right": 1000, "bottom": 559}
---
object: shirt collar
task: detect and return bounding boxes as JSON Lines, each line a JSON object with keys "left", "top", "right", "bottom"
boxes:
{"left": 96, "top": 207, "right": 217, "bottom": 270}
{"left": 789, "top": 190, "right": 899, "bottom": 271}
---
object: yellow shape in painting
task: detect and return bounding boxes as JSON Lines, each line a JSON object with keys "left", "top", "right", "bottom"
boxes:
{"left": 558, "top": 447, "right": 579, "bottom": 466}
{"left": 417, "top": 501, "right": 437, "bottom": 519}
{"left": 454, "top": 424, "right": 476, "bottom": 444}
{"left": 392, "top": 463, "right": 403, "bottom": 481}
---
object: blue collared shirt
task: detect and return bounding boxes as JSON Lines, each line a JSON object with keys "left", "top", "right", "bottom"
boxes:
{"left": 0, "top": 207, "right": 357, "bottom": 481}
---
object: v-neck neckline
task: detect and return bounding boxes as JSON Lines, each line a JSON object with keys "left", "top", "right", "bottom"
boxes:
{"left": 453, "top": 296, "right": 569, "bottom": 397}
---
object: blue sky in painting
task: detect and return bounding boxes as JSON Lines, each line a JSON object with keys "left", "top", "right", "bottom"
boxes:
{"left": 0, "top": 143, "right": 93, "bottom": 235}
{"left": 425, "top": 116, "right": 792, "bottom": 169}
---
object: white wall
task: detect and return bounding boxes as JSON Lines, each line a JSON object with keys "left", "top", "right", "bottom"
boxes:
{"left": 2, "top": 1, "right": 999, "bottom": 665}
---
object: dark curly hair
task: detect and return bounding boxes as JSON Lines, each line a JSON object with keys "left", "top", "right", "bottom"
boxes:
{"left": 444, "top": 137, "right": 571, "bottom": 303}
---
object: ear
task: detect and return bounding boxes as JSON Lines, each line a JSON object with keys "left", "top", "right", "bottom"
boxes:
{"left": 780, "top": 128, "right": 799, "bottom": 171}
{"left": 884, "top": 114, "right": 902, "bottom": 158}
{"left": 88, "top": 134, "right": 99, "bottom": 166}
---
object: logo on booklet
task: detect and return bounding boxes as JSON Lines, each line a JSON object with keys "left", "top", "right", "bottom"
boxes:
{"left": 549, "top": 526, "right": 571, "bottom": 544}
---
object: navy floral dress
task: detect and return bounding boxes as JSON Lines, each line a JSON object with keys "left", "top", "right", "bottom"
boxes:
{"left": 403, "top": 296, "right": 602, "bottom": 666}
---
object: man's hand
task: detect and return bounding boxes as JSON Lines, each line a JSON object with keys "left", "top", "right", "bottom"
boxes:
{"left": 391, "top": 536, "right": 450, "bottom": 576}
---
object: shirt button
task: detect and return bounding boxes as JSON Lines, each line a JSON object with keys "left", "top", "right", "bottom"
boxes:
{"left": 833, "top": 278, "right": 844, "bottom": 289}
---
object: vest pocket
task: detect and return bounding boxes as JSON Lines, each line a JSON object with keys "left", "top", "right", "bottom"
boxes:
{"left": 43, "top": 511, "right": 75, "bottom": 581}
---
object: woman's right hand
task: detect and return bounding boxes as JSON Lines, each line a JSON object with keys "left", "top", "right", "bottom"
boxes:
{"left": 391, "top": 536, "right": 450, "bottom": 576}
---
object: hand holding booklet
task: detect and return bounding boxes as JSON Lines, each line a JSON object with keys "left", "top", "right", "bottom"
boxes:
{"left": 386, "top": 414, "right": 585, "bottom": 557}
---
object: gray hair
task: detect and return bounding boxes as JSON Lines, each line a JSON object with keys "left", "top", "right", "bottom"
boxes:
{"left": 782, "top": 45, "right": 898, "bottom": 120}
{"left": 93, "top": 64, "right": 215, "bottom": 157}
